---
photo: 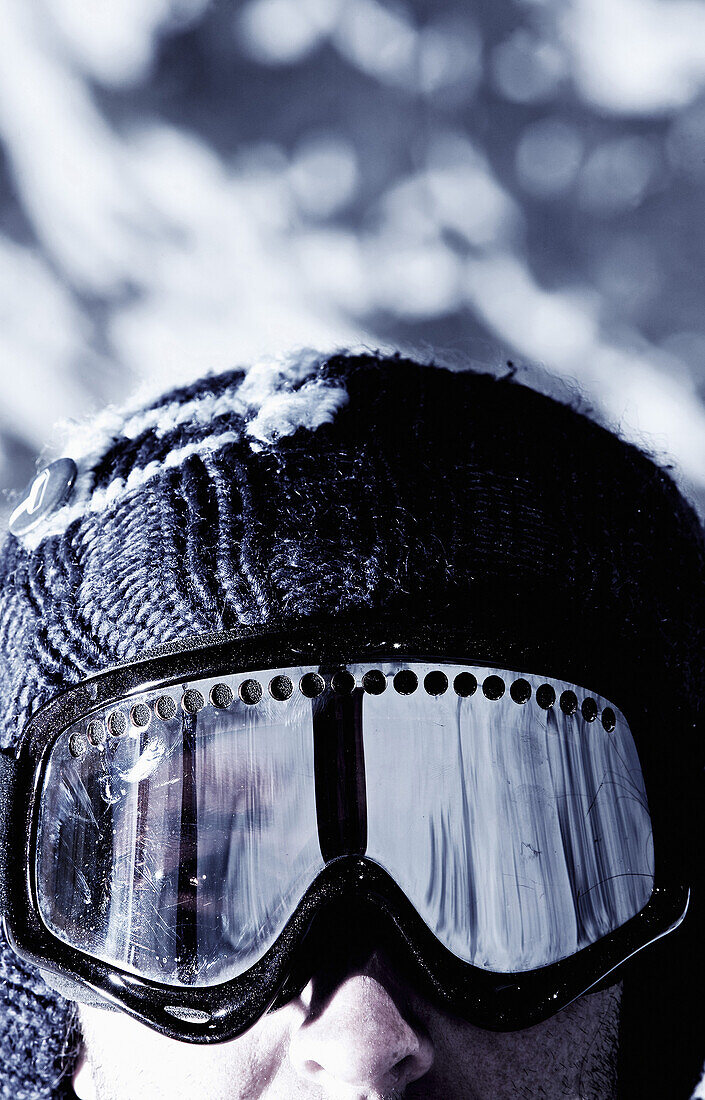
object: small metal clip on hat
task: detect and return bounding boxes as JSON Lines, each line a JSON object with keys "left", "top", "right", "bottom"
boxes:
{"left": 8, "top": 458, "right": 78, "bottom": 537}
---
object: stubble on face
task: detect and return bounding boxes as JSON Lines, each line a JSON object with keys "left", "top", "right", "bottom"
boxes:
{"left": 403, "top": 981, "right": 621, "bottom": 1100}
{"left": 77, "top": 982, "right": 622, "bottom": 1100}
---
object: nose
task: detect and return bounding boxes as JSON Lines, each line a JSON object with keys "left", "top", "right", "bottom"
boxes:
{"left": 290, "top": 973, "right": 434, "bottom": 1092}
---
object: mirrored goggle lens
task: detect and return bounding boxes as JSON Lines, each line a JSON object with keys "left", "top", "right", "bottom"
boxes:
{"left": 36, "top": 662, "right": 653, "bottom": 987}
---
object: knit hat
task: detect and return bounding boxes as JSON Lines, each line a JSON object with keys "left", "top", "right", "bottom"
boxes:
{"left": 0, "top": 349, "right": 703, "bottom": 1099}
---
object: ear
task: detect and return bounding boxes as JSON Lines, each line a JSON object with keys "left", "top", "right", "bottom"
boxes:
{"left": 72, "top": 1045, "right": 97, "bottom": 1100}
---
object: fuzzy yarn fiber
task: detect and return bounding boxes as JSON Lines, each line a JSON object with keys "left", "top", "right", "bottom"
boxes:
{"left": 0, "top": 350, "right": 703, "bottom": 1098}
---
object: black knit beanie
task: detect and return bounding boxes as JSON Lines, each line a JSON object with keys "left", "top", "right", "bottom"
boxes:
{"left": 0, "top": 349, "right": 703, "bottom": 1099}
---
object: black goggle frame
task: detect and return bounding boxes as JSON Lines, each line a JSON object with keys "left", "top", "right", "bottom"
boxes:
{"left": 0, "top": 620, "right": 689, "bottom": 1043}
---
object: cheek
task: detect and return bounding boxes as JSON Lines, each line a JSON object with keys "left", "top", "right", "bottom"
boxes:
{"left": 78, "top": 1003, "right": 299, "bottom": 1100}
{"left": 415, "top": 985, "right": 622, "bottom": 1100}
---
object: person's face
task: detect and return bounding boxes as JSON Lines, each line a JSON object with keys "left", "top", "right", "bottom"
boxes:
{"left": 70, "top": 661, "right": 623, "bottom": 1098}
{"left": 74, "top": 953, "right": 622, "bottom": 1100}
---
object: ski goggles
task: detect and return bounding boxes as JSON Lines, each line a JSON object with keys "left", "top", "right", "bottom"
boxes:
{"left": 0, "top": 624, "right": 688, "bottom": 1042}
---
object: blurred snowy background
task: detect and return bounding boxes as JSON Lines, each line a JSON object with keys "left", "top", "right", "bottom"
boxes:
{"left": 2, "top": 0, "right": 705, "bottom": 513}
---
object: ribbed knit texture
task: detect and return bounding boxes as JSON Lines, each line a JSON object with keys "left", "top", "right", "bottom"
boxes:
{"left": 0, "top": 350, "right": 703, "bottom": 1098}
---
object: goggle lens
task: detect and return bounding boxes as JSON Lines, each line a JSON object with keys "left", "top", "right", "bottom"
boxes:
{"left": 35, "top": 661, "right": 653, "bottom": 987}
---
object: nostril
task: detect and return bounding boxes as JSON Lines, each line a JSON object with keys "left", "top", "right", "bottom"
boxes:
{"left": 384, "top": 1040, "right": 434, "bottom": 1089}
{"left": 290, "top": 975, "right": 434, "bottom": 1090}
{"left": 393, "top": 1054, "right": 415, "bottom": 1081}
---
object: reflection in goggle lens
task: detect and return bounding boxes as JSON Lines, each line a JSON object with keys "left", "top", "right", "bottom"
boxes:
{"left": 36, "top": 662, "right": 653, "bottom": 986}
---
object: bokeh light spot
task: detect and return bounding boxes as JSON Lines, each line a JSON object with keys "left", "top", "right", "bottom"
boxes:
{"left": 238, "top": 0, "right": 340, "bottom": 64}
{"left": 288, "top": 135, "right": 359, "bottom": 218}
{"left": 418, "top": 18, "right": 483, "bottom": 101}
{"left": 334, "top": 0, "right": 417, "bottom": 86}
{"left": 578, "top": 136, "right": 658, "bottom": 215}
{"left": 516, "top": 119, "right": 584, "bottom": 197}
{"left": 667, "top": 100, "right": 705, "bottom": 179}
{"left": 491, "top": 29, "right": 566, "bottom": 104}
